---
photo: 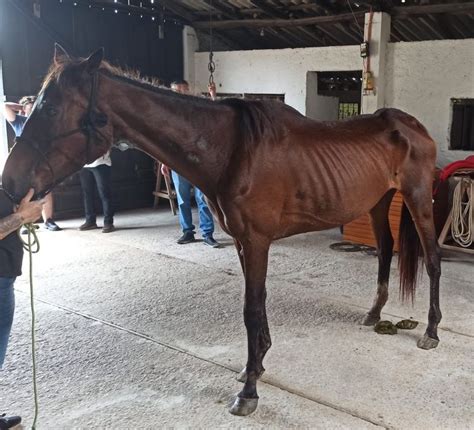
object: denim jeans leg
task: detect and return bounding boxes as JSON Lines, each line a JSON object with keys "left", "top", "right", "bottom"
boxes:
{"left": 171, "top": 171, "right": 195, "bottom": 234}
{"left": 80, "top": 168, "right": 97, "bottom": 223}
{"left": 194, "top": 187, "right": 214, "bottom": 237}
{"left": 0, "top": 277, "right": 16, "bottom": 368}
{"left": 92, "top": 165, "right": 114, "bottom": 225}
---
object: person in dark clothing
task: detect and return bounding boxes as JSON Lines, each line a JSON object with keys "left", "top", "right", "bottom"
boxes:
{"left": 78, "top": 151, "right": 115, "bottom": 233}
{"left": 0, "top": 186, "right": 44, "bottom": 429}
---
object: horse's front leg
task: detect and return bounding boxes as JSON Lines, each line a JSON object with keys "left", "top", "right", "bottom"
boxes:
{"left": 229, "top": 237, "right": 271, "bottom": 416}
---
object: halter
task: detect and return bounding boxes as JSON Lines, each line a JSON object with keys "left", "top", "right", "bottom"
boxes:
{"left": 14, "top": 71, "right": 109, "bottom": 194}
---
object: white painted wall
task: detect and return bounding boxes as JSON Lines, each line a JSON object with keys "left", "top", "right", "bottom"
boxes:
{"left": 194, "top": 45, "right": 361, "bottom": 114}
{"left": 385, "top": 39, "right": 474, "bottom": 164}
{"left": 193, "top": 38, "right": 474, "bottom": 165}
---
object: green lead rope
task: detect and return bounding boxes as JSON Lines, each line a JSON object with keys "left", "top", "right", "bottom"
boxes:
{"left": 18, "top": 223, "right": 40, "bottom": 429}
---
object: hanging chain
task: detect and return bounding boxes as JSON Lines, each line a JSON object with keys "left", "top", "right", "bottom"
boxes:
{"left": 208, "top": 0, "right": 215, "bottom": 85}
{"left": 208, "top": 52, "right": 215, "bottom": 85}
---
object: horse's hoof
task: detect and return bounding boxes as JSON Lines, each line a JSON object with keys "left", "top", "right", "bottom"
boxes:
{"left": 361, "top": 313, "right": 380, "bottom": 326}
{"left": 229, "top": 396, "right": 258, "bottom": 416}
{"left": 417, "top": 334, "right": 439, "bottom": 350}
{"left": 236, "top": 367, "right": 265, "bottom": 383}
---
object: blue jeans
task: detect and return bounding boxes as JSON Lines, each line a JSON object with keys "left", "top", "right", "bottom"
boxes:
{"left": 0, "top": 277, "right": 15, "bottom": 368}
{"left": 171, "top": 171, "right": 214, "bottom": 237}
{"left": 80, "top": 165, "right": 114, "bottom": 225}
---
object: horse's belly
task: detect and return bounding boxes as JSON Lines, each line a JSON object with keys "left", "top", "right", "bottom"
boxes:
{"left": 277, "top": 183, "right": 391, "bottom": 238}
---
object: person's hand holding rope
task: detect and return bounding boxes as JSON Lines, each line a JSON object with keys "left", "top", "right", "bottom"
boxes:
{"left": 15, "top": 189, "right": 44, "bottom": 225}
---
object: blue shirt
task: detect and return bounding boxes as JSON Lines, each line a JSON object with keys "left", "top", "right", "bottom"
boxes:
{"left": 8, "top": 115, "right": 27, "bottom": 137}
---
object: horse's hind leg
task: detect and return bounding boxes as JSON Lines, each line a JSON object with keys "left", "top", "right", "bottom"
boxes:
{"left": 401, "top": 186, "right": 442, "bottom": 349}
{"left": 362, "top": 190, "right": 396, "bottom": 326}
{"left": 229, "top": 235, "right": 272, "bottom": 416}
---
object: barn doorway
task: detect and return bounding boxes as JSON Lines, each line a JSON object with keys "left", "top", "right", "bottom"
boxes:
{"left": 306, "top": 70, "right": 362, "bottom": 121}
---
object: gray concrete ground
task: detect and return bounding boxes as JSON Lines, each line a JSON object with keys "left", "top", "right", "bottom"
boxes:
{"left": 0, "top": 208, "right": 472, "bottom": 429}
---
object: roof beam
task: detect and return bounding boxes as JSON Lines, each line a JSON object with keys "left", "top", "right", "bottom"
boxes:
{"left": 193, "top": 2, "right": 474, "bottom": 30}
{"left": 193, "top": 11, "right": 367, "bottom": 30}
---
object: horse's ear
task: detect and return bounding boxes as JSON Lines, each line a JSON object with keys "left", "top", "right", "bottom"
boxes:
{"left": 85, "top": 48, "right": 104, "bottom": 74}
{"left": 54, "top": 43, "right": 70, "bottom": 65}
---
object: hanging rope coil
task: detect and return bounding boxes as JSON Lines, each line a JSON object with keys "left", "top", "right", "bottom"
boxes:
{"left": 451, "top": 177, "right": 474, "bottom": 248}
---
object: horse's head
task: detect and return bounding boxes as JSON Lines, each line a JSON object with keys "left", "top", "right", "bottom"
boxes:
{"left": 3, "top": 44, "right": 112, "bottom": 203}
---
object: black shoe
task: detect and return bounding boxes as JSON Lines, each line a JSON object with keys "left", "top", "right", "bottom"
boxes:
{"left": 44, "top": 218, "right": 61, "bottom": 231}
{"left": 203, "top": 235, "right": 221, "bottom": 248}
{"left": 177, "top": 232, "right": 195, "bottom": 244}
{"left": 0, "top": 414, "right": 21, "bottom": 430}
{"left": 79, "top": 221, "right": 97, "bottom": 231}
{"left": 102, "top": 223, "right": 115, "bottom": 233}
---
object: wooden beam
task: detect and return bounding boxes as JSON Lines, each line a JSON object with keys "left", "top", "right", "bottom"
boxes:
{"left": 193, "top": 11, "right": 367, "bottom": 30}
{"left": 193, "top": 2, "right": 474, "bottom": 30}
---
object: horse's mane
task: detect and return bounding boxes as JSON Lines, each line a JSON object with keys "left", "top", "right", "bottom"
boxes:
{"left": 41, "top": 58, "right": 284, "bottom": 149}
{"left": 40, "top": 58, "right": 164, "bottom": 94}
{"left": 218, "top": 98, "right": 284, "bottom": 147}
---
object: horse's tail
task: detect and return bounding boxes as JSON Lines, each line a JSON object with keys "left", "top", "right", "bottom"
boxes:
{"left": 398, "top": 202, "right": 423, "bottom": 302}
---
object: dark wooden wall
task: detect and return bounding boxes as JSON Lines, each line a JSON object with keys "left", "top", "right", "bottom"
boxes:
{"left": 0, "top": 0, "right": 183, "bottom": 219}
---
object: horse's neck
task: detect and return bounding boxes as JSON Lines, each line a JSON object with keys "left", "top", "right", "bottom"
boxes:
{"left": 101, "top": 74, "right": 235, "bottom": 194}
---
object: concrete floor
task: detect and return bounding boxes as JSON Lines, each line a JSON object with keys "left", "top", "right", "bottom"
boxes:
{"left": 0, "top": 208, "right": 472, "bottom": 429}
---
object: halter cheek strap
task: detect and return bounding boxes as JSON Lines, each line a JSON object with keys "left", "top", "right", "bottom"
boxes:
{"left": 14, "top": 71, "right": 109, "bottom": 188}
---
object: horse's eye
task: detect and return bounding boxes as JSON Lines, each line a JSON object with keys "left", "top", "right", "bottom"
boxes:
{"left": 46, "top": 105, "right": 58, "bottom": 117}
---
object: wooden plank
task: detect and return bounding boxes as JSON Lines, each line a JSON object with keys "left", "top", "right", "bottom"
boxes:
{"left": 344, "top": 191, "right": 403, "bottom": 252}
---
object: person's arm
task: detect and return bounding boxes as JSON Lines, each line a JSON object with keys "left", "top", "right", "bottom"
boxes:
{"left": 0, "top": 189, "right": 44, "bottom": 240}
{"left": 3, "top": 102, "right": 23, "bottom": 122}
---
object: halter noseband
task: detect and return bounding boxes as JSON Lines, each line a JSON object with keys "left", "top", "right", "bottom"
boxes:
{"left": 14, "top": 71, "right": 109, "bottom": 189}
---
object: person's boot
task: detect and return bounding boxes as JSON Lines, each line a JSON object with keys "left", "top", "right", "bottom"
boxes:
{"left": 102, "top": 223, "right": 115, "bottom": 233}
{"left": 79, "top": 221, "right": 97, "bottom": 231}
{"left": 177, "top": 231, "right": 195, "bottom": 244}
{"left": 0, "top": 414, "right": 21, "bottom": 430}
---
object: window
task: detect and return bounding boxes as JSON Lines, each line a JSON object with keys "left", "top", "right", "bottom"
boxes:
{"left": 338, "top": 102, "right": 360, "bottom": 119}
{"left": 450, "top": 99, "right": 474, "bottom": 151}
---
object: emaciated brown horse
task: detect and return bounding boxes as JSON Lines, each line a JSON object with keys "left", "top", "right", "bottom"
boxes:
{"left": 3, "top": 46, "right": 442, "bottom": 416}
